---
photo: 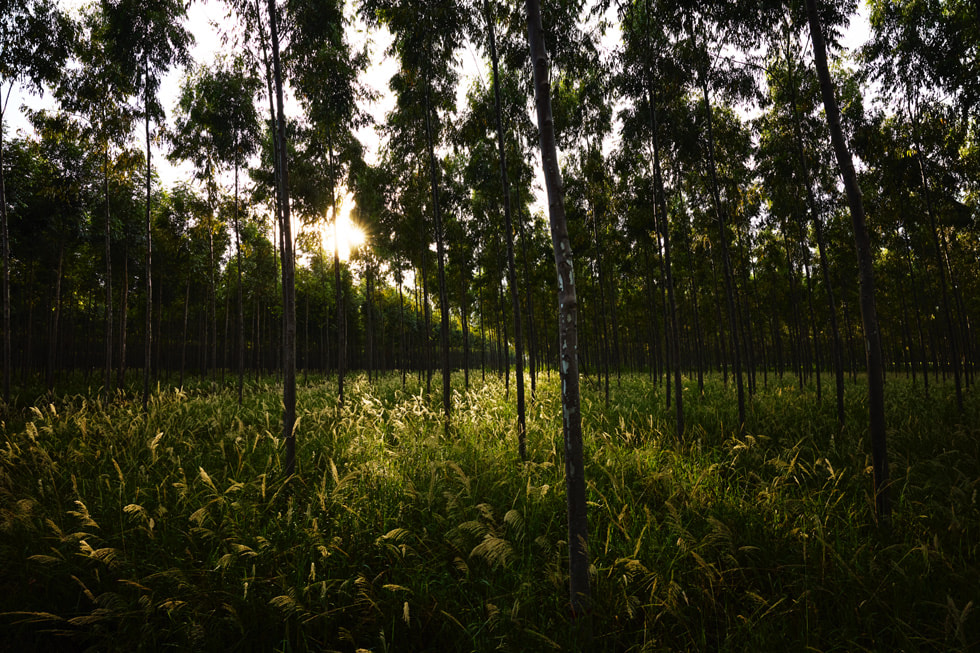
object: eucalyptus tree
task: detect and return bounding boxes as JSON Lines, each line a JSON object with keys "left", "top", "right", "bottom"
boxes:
{"left": 254, "top": 0, "right": 300, "bottom": 475}
{"left": 483, "top": 0, "right": 526, "bottom": 455}
{"left": 0, "top": 0, "right": 74, "bottom": 404}
{"left": 756, "top": 18, "right": 848, "bottom": 426}
{"left": 804, "top": 0, "right": 890, "bottom": 524}
{"left": 287, "top": 0, "right": 370, "bottom": 406}
{"left": 614, "top": 0, "right": 685, "bottom": 436}
{"left": 102, "top": 0, "right": 191, "bottom": 410}
{"left": 24, "top": 111, "right": 96, "bottom": 390}
{"left": 863, "top": 0, "right": 975, "bottom": 406}
{"left": 525, "top": 0, "right": 591, "bottom": 623}
{"left": 669, "top": 0, "right": 762, "bottom": 426}
{"left": 55, "top": 3, "right": 137, "bottom": 395}
{"left": 361, "top": 0, "right": 469, "bottom": 423}
{"left": 455, "top": 63, "right": 537, "bottom": 453}
{"left": 169, "top": 58, "right": 261, "bottom": 399}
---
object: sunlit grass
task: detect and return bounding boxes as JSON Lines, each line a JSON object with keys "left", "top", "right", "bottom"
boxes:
{"left": 1, "top": 371, "right": 977, "bottom": 650}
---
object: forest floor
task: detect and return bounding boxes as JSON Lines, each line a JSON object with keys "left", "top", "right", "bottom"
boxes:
{"left": 1, "top": 371, "right": 977, "bottom": 651}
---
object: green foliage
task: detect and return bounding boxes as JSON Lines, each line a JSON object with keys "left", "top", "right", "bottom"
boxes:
{"left": 1, "top": 373, "right": 976, "bottom": 650}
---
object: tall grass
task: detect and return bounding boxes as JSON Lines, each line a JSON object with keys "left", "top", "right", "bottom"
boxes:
{"left": 1, "top": 372, "right": 977, "bottom": 651}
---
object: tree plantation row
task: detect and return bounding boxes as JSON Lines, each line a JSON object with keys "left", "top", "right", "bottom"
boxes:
{"left": 2, "top": 0, "right": 978, "bottom": 626}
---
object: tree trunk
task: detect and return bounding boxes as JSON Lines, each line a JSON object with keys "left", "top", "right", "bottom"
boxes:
{"left": 235, "top": 157, "right": 244, "bottom": 404}
{"left": 646, "top": 76, "right": 684, "bottom": 438}
{"left": 47, "top": 245, "right": 65, "bottom": 391}
{"left": 423, "top": 83, "right": 452, "bottom": 423}
{"left": 118, "top": 247, "right": 129, "bottom": 388}
{"left": 525, "top": 0, "right": 591, "bottom": 622}
{"left": 805, "top": 0, "right": 890, "bottom": 524}
{"left": 142, "top": 62, "right": 153, "bottom": 412}
{"left": 268, "top": 0, "right": 297, "bottom": 477}
{"left": 0, "top": 104, "right": 11, "bottom": 405}
{"left": 486, "top": 0, "right": 526, "bottom": 456}
{"left": 700, "top": 72, "right": 745, "bottom": 427}
{"left": 103, "top": 138, "right": 113, "bottom": 395}
{"left": 784, "top": 27, "right": 844, "bottom": 426}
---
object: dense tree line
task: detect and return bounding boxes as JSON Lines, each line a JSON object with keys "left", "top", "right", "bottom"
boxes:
{"left": 2, "top": 0, "right": 977, "bottom": 617}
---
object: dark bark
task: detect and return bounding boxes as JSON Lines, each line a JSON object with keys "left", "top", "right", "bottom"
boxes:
{"left": 486, "top": 0, "right": 526, "bottom": 457}
{"left": 646, "top": 78, "right": 684, "bottom": 438}
{"left": 268, "top": 0, "right": 297, "bottom": 477}
{"left": 422, "top": 84, "right": 452, "bottom": 423}
{"left": 525, "top": 0, "right": 591, "bottom": 621}
{"left": 784, "top": 26, "right": 845, "bottom": 427}
{"left": 699, "top": 73, "right": 745, "bottom": 426}
{"left": 142, "top": 60, "right": 152, "bottom": 412}
{"left": 0, "top": 107, "right": 10, "bottom": 405}
{"left": 103, "top": 138, "right": 113, "bottom": 395}
{"left": 805, "top": 0, "right": 890, "bottom": 524}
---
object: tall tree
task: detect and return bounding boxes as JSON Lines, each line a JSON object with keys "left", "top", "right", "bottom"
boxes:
{"left": 525, "top": 0, "right": 591, "bottom": 624}
{"left": 102, "top": 0, "right": 192, "bottom": 410}
{"left": 287, "top": 0, "right": 370, "bottom": 407}
{"left": 484, "top": 0, "right": 526, "bottom": 458}
{"left": 56, "top": 3, "right": 137, "bottom": 396}
{"left": 264, "top": 0, "right": 298, "bottom": 476}
{"left": 805, "top": 0, "right": 890, "bottom": 524}
{"left": 169, "top": 57, "right": 261, "bottom": 401}
{"left": 361, "top": 0, "right": 468, "bottom": 423}
{"left": 0, "top": 0, "right": 73, "bottom": 405}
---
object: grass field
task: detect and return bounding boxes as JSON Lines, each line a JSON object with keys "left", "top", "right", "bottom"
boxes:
{"left": 1, "top": 371, "right": 977, "bottom": 651}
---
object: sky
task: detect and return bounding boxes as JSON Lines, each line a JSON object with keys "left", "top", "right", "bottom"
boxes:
{"left": 4, "top": 0, "right": 871, "bottom": 223}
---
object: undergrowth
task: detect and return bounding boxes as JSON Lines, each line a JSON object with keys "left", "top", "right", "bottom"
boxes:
{"left": 1, "top": 372, "right": 977, "bottom": 651}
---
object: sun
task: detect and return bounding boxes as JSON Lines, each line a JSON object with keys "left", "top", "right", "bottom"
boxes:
{"left": 321, "top": 197, "right": 366, "bottom": 262}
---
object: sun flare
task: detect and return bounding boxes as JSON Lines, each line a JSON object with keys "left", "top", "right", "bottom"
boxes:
{"left": 321, "top": 201, "right": 366, "bottom": 262}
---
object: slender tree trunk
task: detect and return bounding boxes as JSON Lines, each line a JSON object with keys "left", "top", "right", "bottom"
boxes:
{"left": 234, "top": 158, "right": 244, "bottom": 404}
{"left": 0, "top": 92, "right": 10, "bottom": 406}
{"left": 399, "top": 275, "right": 406, "bottom": 387}
{"left": 909, "top": 105, "right": 963, "bottom": 410}
{"left": 103, "top": 138, "right": 113, "bottom": 396}
{"left": 699, "top": 72, "right": 745, "bottom": 426}
{"left": 518, "top": 211, "right": 538, "bottom": 399}
{"left": 486, "top": 0, "right": 526, "bottom": 456}
{"left": 268, "top": 0, "right": 297, "bottom": 477}
{"left": 118, "top": 248, "right": 129, "bottom": 388}
{"left": 462, "top": 287, "right": 470, "bottom": 389}
{"left": 526, "top": 0, "right": 591, "bottom": 621}
{"left": 46, "top": 245, "right": 65, "bottom": 391}
{"left": 806, "top": 0, "right": 889, "bottom": 524}
{"left": 783, "top": 26, "right": 845, "bottom": 426}
{"left": 180, "top": 278, "right": 189, "bottom": 386}
{"left": 142, "top": 62, "right": 152, "bottom": 412}
{"left": 422, "top": 83, "right": 452, "bottom": 423}
{"left": 590, "top": 192, "right": 611, "bottom": 408}
{"left": 646, "top": 77, "right": 684, "bottom": 438}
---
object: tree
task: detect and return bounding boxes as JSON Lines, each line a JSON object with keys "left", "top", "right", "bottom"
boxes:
{"left": 169, "top": 57, "right": 261, "bottom": 401}
{"left": 102, "top": 0, "right": 192, "bottom": 410}
{"left": 525, "top": 0, "right": 591, "bottom": 624}
{"left": 56, "top": 3, "right": 137, "bottom": 396}
{"left": 287, "top": 0, "right": 370, "bottom": 408}
{"left": 0, "top": 0, "right": 73, "bottom": 405}
{"left": 263, "top": 0, "right": 299, "bottom": 476}
{"left": 360, "top": 0, "right": 469, "bottom": 424}
{"left": 484, "top": 0, "right": 527, "bottom": 458}
{"left": 805, "top": 0, "right": 891, "bottom": 524}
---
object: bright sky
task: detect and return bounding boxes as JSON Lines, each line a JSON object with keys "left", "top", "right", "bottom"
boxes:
{"left": 3, "top": 0, "right": 871, "bottom": 249}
